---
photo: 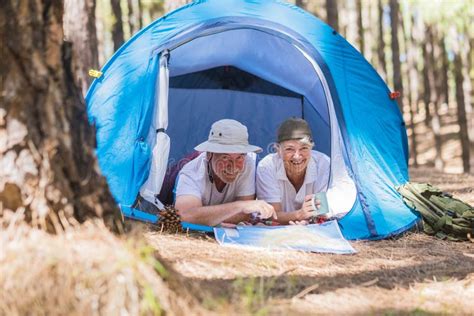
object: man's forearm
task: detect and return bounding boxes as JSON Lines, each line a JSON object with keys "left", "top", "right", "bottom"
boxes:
{"left": 179, "top": 201, "right": 245, "bottom": 226}
{"left": 223, "top": 212, "right": 251, "bottom": 224}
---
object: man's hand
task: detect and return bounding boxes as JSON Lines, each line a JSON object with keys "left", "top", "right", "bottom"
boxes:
{"left": 239, "top": 200, "right": 277, "bottom": 220}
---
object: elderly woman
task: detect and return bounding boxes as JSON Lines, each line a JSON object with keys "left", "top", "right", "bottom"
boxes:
{"left": 256, "top": 118, "right": 330, "bottom": 224}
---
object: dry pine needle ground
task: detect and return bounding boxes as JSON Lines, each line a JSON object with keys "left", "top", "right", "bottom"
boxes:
{"left": 0, "top": 212, "right": 204, "bottom": 316}
{"left": 0, "top": 167, "right": 473, "bottom": 315}
{"left": 145, "top": 168, "right": 474, "bottom": 314}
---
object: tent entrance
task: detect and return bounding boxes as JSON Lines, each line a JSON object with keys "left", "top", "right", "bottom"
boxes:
{"left": 167, "top": 66, "right": 305, "bottom": 164}
{"left": 143, "top": 26, "right": 357, "bottom": 216}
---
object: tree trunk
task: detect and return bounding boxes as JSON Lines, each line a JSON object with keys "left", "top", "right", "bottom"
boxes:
{"left": 111, "top": 0, "right": 125, "bottom": 51}
{"left": 401, "top": 10, "right": 418, "bottom": 166}
{"left": 367, "top": 0, "right": 377, "bottom": 65}
{"left": 462, "top": 37, "right": 474, "bottom": 144}
{"left": 295, "top": 0, "right": 305, "bottom": 8}
{"left": 326, "top": 0, "right": 339, "bottom": 32}
{"left": 63, "top": 0, "right": 99, "bottom": 97}
{"left": 1, "top": 0, "right": 122, "bottom": 232}
{"left": 377, "top": 0, "right": 387, "bottom": 80}
{"left": 426, "top": 26, "right": 444, "bottom": 170}
{"left": 438, "top": 38, "right": 450, "bottom": 107}
{"left": 421, "top": 37, "right": 432, "bottom": 127}
{"left": 164, "top": 0, "right": 191, "bottom": 14}
{"left": 408, "top": 14, "right": 420, "bottom": 114}
{"left": 149, "top": 2, "right": 164, "bottom": 20}
{"left": 137, "top": 0, "right": 143, "bottom": 29}
{"left": 432, "top": 29, "right": 447, "bottom": 115}
{"left": 127, "top": 0, "right": 136, "bottom": 36}
{"left": 453, "top": 34, "right": 471, "bottom": 173}
{"left": 389, "top": 0, "right": 403, "bottom": 113}
{"left": 469, "top": 36, "right": 473, "bottom": 80}
{"left": 454, "top": 48, "right": 471, "bottom": 173}
{"left": 356, "top": 0, "right": 364, "bottom": 56}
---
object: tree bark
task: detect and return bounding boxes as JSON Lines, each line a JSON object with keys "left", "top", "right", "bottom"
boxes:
{"left": 127, "top": 0, "right": 136, "bottom": 36}
{"left": 63, "top": 0, "right": 99, "bottom": 96}
{"left": 438, "top": 37, "right": 450, "bottom": 107}
{"left": 401, "top": 10, "right": 418, "bottom": 167}
{"left": 421, "top": 36, "right": 432, "bottom": 127}
{"left": 295, "top": 0, "right": 305, "bottom": 8}
{"left": 326, "top": 0, "right": 339, "bottom": 32}
{"left": 137, "top": 0, "right": 143, "bottom": 29}
{"left": 469, "top": 35, "right": 473, "bottom": 80}
{"left": 453, "top": 32, "right": 473, "bottom": 173}
{"left": 1, "top": 0, "right": 122, "bottom": 232}
{"left": 431, "top": 29, "right": 447, "bottom": 114}
{"left": 389, "top": 0, "right": 403, "bottom": 113}
{"left": 111, "top": 0, "right": 125, "bottom": 51}
{"left": 377, "top": 0, "right": 387, "bottom": 80}
{"left": 367, "top": 0, "right": 377, "bottom": 65}
{"left": 356, "top": 0, "right": 364, "bottom": 56}
{"left": 425, "top": 26, "right": 444, "bottom": 170}
{"left": 454, "top": 45, "right": 471, "bottom": 173}
{"left": 462, "top": 37, "right": 474, "bottom": 144}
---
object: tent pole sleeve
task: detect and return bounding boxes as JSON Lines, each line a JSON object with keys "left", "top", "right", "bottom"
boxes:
{"left": 139, "top": 50, "right": 170, "bottom": 208}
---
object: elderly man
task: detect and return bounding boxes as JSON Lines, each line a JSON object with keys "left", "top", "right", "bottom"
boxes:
{"left": 175, "top": 119, "right": 276, "bottom": 226}
{"left": 256, "top": 118, "right": 330, "bottom": 224}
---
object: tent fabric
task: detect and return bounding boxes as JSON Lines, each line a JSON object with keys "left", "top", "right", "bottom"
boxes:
{"left": 167, "top": 28, "right": 330, "bottom": 125}
{"left": 140, "top": 51, "right": 170, "bottom": 207}
{"left": 167, "top": 89, "right": 304, "bottom": 162}
{"left": 86, "top": 0, "right": 419, "bottom": 240}
{"left": 165, "top": 26, "right": 356, "bottom": 216}
{"left": 165, "top": 27, "right": 333, "bottom": 158}
{"left": 163, "top": 25, "right": 358, "bottom": 230}
{"left": 169, "top": 66, "right": 301, "bottom": 97}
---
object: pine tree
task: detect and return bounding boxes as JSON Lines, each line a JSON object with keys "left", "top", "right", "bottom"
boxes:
{"left": 111, "top": 0, "right": 125, "bottom": 51}
{"left": 1, "top": 0, "right": 123, "bottom": 232}
{"left": 326, "top": 0, "right": 339, "bottom": 32}
{"left": 63, "top": 0, "right": 99, "bottom": 96}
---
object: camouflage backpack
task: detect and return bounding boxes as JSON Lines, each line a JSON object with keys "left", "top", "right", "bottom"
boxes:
{"left": 397, "top": 182, "right": 474, "bottom": 241}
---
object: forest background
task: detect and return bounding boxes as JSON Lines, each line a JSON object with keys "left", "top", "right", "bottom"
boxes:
{"left": 1, "top": 0, "right": 473, "bottom": 315}
{"left": 74, "top": 0, "right": 474, "bottom": 174}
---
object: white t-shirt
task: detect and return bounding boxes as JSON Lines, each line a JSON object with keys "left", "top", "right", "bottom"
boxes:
{"left": 256, "top": 150, "right": 330, "bottom": 213}
{"left": 175, "top": 152, "right": 256, "bottom": 206}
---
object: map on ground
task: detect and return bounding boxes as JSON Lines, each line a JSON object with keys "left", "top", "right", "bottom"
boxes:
{"left": 214, "top": 220, "right": 356, "bottom": 254}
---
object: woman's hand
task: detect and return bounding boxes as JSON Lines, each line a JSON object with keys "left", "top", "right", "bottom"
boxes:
{"left": 289, "top": 220, "right": 309, "bottom": 225}
{"left": 296, "top": 194, "right": 320, "bottom": 220}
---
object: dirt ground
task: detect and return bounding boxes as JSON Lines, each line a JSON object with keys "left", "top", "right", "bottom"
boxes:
{"left": 145, "top": 168, "right": 474, "bottom": 315}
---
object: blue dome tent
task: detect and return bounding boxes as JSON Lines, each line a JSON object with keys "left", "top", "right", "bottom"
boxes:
{"left": 86, "top": 0, "right": 419, "bottom": 240}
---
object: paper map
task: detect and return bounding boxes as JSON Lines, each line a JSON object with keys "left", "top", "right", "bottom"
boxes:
{"left": 214, "top": 220, "right": 356, "bottom": 254}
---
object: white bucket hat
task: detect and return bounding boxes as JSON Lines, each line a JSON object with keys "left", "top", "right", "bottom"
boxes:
{"left": 194, "top": 119, "right": 262, "bottom": 154}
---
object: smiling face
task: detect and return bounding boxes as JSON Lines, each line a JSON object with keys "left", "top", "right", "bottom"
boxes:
{"left": 209, "top": 153, "right": 246, "bottom": 184}
{"left": 277, "top": 139, "right": 313, "bottom": 176}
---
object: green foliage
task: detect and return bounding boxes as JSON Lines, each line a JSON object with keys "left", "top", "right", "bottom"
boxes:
{"left": 141, "top": 286, "right": 163, "bottom": 315}
{"left": 378, "top": 307, "right": 436, "bottom": 315}
{"left": 201, "top": 295, "right": 229, "bottom": 311}
{"left": 231, "top": 277, "right": 277, "bottom": 315}
{"left": 405, "top": 0, "right": 472, "bottom": 35}
{"left": 133, "top": 243, "right": 169, "bottom": 315}
{"left": 137, "top": 244, "right": 169, "bottom": 278}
